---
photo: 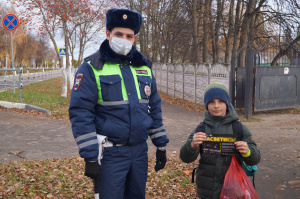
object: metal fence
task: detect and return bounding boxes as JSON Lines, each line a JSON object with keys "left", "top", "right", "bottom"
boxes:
{"left": 0, "top": 64, "right": 230, "bottom": 105}
{"left": 0, "top": 67, "right": 62, "bottom": 103}
{"left": 153, "top": 63, "right": 230, "bottom": 105}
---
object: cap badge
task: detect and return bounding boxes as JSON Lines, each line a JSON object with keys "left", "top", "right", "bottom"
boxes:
{"left": 123, "top": 14, "right": 128, "bottom": 20}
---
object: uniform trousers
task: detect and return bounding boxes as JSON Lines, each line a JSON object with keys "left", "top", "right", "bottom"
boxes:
{"left": 98, "top": 142, "right": 148, "bottom": 199}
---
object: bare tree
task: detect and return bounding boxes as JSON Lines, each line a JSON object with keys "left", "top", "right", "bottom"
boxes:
{"left": 119, "top": 0, "right": 300, "bottom": 65}
{"left": 11, "top": 0, "right": 120, "bottom": 97}
{"left": 224, "top": 0, "right": 235, "bottom": 65}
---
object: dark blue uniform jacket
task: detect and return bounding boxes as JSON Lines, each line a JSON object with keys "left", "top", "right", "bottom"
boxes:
{"left": 69, "top": 40, "right": 169, "bottom": 161}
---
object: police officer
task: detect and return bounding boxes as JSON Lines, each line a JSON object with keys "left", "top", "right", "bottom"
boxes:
{"left": 69, "top": 8, "right": 169, "bottom": 199}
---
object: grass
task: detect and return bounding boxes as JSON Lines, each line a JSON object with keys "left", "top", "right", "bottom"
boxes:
{"left": 0, "top": 77, "right": 71, "bottom": 120}
{"left": 239, "top": 117, "right": 262, "bottom": 122}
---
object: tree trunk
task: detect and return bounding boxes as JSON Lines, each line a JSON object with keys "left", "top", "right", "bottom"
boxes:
{"left": 138, "top": 0, "right": 145, "bottom": 53}
{"left": 63, "top": 21, "right": 70, "bottom": 69}
{"left": 151, "top": 4, "right": 157, "bottom": 62}
{"left": 214, "top": 0, "right": 224, "bottom": 63}
{"left": 61, "top": 67, "right": 68, "bottom": 98}
{"left": 238, "top": 0, "right": 257, "bottom": 68}
{"left": 62, "top": 20, "right": 71, "bottom": 97}
{"left": 68, "top": 65, "right": 75, "bottom": 89}
{"left": 202, "top": 0, "right": 210, "bottom": 63}
{"left": 224, "top": 0, "right": 235, "bottom": 64}
{"left": 232, "top": 0, "right": 242, "bottom": 55}
{"left": 77, "top": 25, "right": 85, "bottom": 67}
{"left": 209, "top": 0, "right": 216, "bottom": 63}
{"left": 191, "top": 0, "right": 200, "bottom": 63}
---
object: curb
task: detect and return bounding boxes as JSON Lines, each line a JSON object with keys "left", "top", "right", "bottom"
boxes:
{"left": 0, "top": 101, "right": 51, "bottom": 114}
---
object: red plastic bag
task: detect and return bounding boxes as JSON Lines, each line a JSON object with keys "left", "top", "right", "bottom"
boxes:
{"left": 220, "top": 156, "right": 258, "bottom": 199}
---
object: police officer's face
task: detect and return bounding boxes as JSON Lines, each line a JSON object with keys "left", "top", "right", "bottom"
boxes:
{"left": 106, "top": 27, "right": 137, "bottom": 43}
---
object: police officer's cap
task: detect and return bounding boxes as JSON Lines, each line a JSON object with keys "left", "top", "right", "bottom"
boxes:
{"left": 106, "top": 8, "right": 143, "bottom": 35}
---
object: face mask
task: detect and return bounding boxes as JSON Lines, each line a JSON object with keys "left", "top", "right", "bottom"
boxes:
{"left": 109, "top": 37, "right": 133, "bottom": 56}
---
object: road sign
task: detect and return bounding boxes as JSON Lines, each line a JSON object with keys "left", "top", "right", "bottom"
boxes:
{"left": 2, "top": 14, "right": 19, "bottom": 31}
{"left": 58, "top": 47, "right": 66, "bottom": 56}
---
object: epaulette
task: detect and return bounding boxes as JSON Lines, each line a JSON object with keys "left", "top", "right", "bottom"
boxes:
{"left": 83, "top": 51, "right": 104, "bottom": 70}
{"left": 84, "top": 57, "right": 91, "bottom": 62}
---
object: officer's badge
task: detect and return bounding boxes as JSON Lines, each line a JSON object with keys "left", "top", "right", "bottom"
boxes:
{"left": 123, "top": 14, "right": 127, "bottom": 20}
{"left": 74, "top": 73, "right": 83, "bottom": 91}
{"left": 144, "top": 85, "right": 151, "bottom": 97}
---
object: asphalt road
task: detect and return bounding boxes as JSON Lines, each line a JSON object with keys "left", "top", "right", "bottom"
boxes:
{"left": 0, "top": 70, "right": 61, "bottom": 92}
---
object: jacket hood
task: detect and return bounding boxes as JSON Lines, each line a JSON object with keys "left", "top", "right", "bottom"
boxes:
{"left": 204, "top": 103, "right": 239, "bottom": 127}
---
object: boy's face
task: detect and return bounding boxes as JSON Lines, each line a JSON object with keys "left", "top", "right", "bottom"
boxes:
{"left": 207, "top": 99, "right": 227, "bottom": 117}
{"left": 106, "top": 27, "right": 137, "bottom": 43}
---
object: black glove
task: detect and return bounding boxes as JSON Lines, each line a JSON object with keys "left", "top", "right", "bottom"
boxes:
{"left": 84, "top": 161, "right": 101, "bottom": 180}
{"left": 155, "top": 148, "right": 167, "bottom": 171}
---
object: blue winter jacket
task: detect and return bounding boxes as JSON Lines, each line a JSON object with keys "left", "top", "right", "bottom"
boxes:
{"left": 69, "top": 40, "right": 169, "bottom": 161}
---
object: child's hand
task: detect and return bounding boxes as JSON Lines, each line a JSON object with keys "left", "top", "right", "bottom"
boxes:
{"left": 234, "top": 141, "right": 249, "bottom": 154}
{"left": 192, "top": 132, "right": 207, "bottom": 148}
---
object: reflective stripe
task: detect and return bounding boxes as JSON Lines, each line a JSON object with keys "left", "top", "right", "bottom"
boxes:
{"left": 139, "top": 99, "right": 149, "bottom": 104}
{"left": 130, "top": 66, "right": 152, "bottom": 99}
{"left": 75, "top": 132, "right": 96, "bottom": 143}
{"left": 78, "top": 139, "right": 98, "bottom": 149}
{"left": 149, "top": 125, "right": 165, "bottom": 133}
{"left": 98, "top": 100, "right": 129, "bottom": 106}
{"left": 150, "top": 131, "right": 167, "bottom": 139}
{"left": 89, "top": 61, "right": 152, "bottom": 102}
{"left": 97, "top": 99, "right": 149, "bottom": 106}
{"left": 88, "top": 61, "right": 128, "bottom": 101}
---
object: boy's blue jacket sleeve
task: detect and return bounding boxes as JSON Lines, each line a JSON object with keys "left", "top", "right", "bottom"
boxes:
{"left": 69, "top": 62, "right": 99, "bottom": 162}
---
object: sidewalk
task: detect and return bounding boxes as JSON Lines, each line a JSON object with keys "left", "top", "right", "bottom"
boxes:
{"left": 0, "top": 101, "right": 299, "bottom": 199}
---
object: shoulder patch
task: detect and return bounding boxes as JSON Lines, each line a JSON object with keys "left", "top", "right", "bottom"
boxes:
{"left": 74, "top": 73, "right": 83, "bottom": 91}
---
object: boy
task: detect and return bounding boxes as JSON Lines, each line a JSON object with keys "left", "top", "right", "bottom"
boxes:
{"left": 179, "top": 82, "right": 260, "bottom": 199}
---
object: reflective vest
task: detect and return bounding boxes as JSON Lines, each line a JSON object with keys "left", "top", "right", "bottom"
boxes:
{"left": 88, "top": 61, "right": 152, "bottom": 104}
